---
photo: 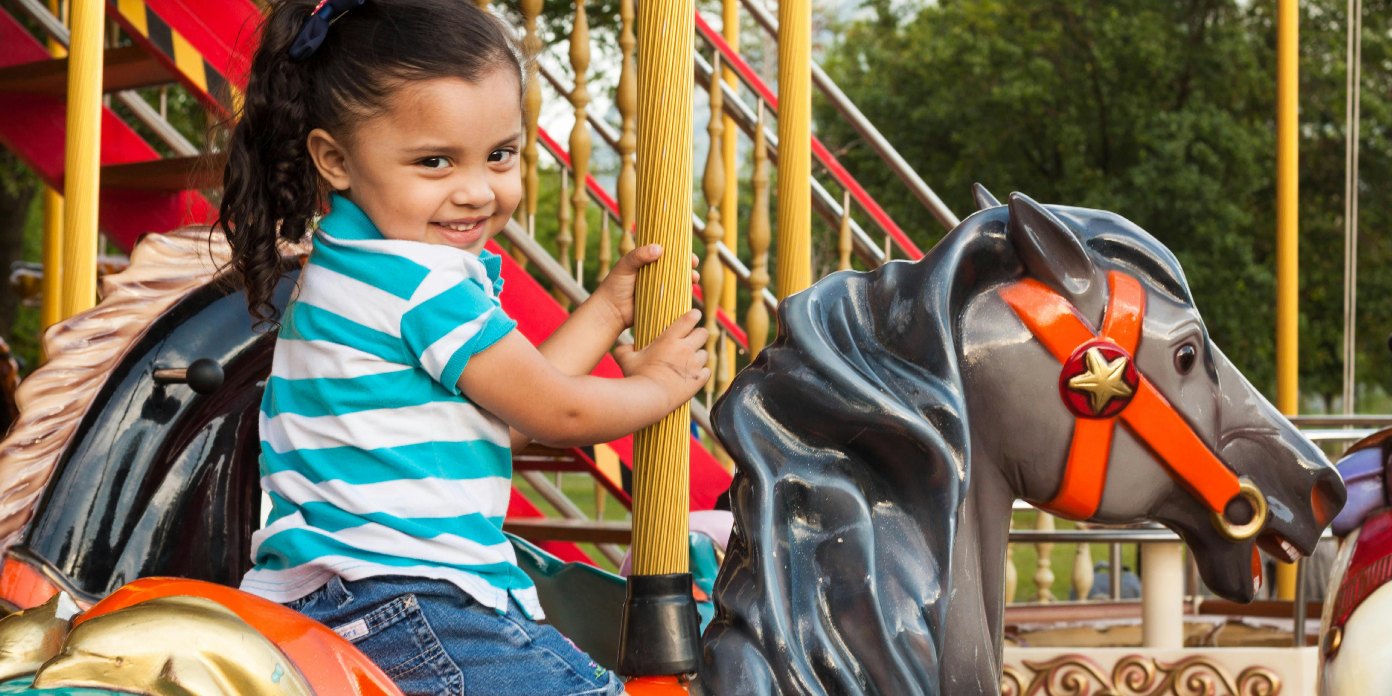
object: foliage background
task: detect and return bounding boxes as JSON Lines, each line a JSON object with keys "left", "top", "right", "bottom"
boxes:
{"left": 816, "top": 0, "right": 1392, "bottom": 407}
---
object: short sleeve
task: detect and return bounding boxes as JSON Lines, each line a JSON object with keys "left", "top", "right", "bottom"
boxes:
{"left": 400, "top": 266, "right": 517, "bottom": 394}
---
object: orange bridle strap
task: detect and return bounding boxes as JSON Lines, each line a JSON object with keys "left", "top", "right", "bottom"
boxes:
{"left": 998, "top": 271, "right": 1241, "bottom": 519}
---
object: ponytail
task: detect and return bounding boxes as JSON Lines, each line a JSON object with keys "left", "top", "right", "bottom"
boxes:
{"left": 217, "top": 1, "right": 324, "bottom": 326}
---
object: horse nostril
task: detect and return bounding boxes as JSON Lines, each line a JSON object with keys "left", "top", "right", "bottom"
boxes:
{"left": 1311, "top": 471, "right": 1348, "bottom": 528}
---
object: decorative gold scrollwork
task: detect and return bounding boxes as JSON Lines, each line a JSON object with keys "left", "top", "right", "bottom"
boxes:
{"left": 1021, "top": 656, "right": 1112, "bottom": 695}
{"left": 1004, "top": 654, "right": 1283, "bottom": 695}
{"left": 1000, "top": 665, "right": 1027, "bottom": 696}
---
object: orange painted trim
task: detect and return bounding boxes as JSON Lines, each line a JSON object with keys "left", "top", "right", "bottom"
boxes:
{"left": 0, "top": 556, "right": 59, "bottom": 610}
{"left": 1123, "top": 381, "right": 1240, "bottom": 513}
{"left": 80, "top": 578, "right": 402, "bottom": 696}
{"left": 998, "top": 279, "right": 1095, "bottom": 362}
{"left": 1046, "top": 417, "right": 1117, "bottom": 518}
{"left": 1002, "top": 271, "right": 1240, "bottom": 518}
{"left": 1100, "top": 273, "right": 1144, "bottom": 353}
{"left": 624, "top": 675, "right": 690, "bottom": 695}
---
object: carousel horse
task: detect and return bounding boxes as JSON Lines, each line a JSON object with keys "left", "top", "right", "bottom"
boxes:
{"left": 1320, "top": 420, "right": 1392, "bottom": 694}
{"left": 0, "top": 192, "right": 1346, "bottom": 694}
{"left": 700, "top": 190, "right": 1346, "bottom": 695}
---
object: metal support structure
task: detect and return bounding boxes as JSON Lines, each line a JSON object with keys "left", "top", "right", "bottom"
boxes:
{"left": 717, "top": 0, "right": 741, "bottom": 424}
{"left": 521, "top": 0, "right": 542, "bottom": 241}
{"left": 13, "top": 0, "right": 197, "bottom": 157}
{"left": 1109, "top": 543, "right": 1123, "bottom": 600}
{"left": 775, "top": 0, "right": 811, "bottom": 297}
{"left": 60, "top": 0, "right": 103, "bottom": 318}
{"left": 737, "top": 0, "right": 958, "bottom": 231}
{"left": 1141, "top": 543, "right": 1185, "bottom": 648}
{"left": 617, "top": 0, "right": 637, "bottom": 256}
{"left": 40, "top": 0, "right": 66, "bottom": 343}
{"left": 1275, "top": 0, "right": 1299, "bottom": 601}
{"left": 568, "top": 2, "right": 592, "bottom": 283}
{"left": 630, "top": 0, "right": 694, "bottom": 581}
{"left": 746, "top": 102, "right": 772, "bottom": 357}
{"left": 620, "top": 0, "right": 699, "bottom": 677}
{"left": 701, "top": 53, "right": 726, "bottom": 406}
{"left": 1342, "top": 0, "right": 1362, "bottom": 415}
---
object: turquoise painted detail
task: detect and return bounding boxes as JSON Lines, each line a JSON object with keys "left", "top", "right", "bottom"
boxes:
{"left": 0, "top": 676, "right": 125, "bottom": 694}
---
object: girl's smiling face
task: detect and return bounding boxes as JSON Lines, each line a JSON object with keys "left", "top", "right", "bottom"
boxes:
{"left": 307, "top": 69, "right": 523, "bottom": 253}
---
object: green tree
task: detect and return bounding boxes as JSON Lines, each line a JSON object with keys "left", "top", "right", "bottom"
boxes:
{"left": 816, "top": 0, "right": 1392, "bottom": 403}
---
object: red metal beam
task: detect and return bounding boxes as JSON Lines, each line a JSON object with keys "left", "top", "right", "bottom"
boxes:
{"left": 0, "top": 10, "right": 211, "bottom": 252}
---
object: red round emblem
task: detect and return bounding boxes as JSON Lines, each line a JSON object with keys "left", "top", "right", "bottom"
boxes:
{"left": 1058, "top": 340, "right": 1140, "bottom": 419}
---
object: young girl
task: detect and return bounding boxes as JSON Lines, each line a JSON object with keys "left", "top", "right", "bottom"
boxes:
{"left": 216, "top": 1, "right": 710, "bottom": 693}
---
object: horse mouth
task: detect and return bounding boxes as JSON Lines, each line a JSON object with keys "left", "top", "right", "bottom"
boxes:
{"left": 1256, "top": 529, "right": 1304, "bottom": 564}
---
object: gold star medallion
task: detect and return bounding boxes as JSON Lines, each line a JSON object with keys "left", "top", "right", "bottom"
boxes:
{"left": 1067, "top": 347, "right": 1134, "bottom": 415}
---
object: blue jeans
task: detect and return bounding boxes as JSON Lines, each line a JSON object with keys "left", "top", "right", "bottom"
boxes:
{"left": 286, "top": 575, "right": 624, "bottom": 695}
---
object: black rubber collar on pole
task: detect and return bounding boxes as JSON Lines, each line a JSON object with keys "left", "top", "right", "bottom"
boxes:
{"left": 617, "top": 573, "right": 701, "bottom": 676}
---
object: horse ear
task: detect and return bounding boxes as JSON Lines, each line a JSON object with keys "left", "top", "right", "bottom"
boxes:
{"left": 972, "top": 183, "right": 1001, "bottom": 210}
{"left": 1007, "top": 192, "right": 1096, "bottom": 298}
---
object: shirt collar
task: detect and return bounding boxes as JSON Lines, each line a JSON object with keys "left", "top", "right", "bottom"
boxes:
{"left": 318, "top": 193, "right": 505, "bottom": 290}
{"left": 319, "top": 193, "right": 382, "bottom": 241}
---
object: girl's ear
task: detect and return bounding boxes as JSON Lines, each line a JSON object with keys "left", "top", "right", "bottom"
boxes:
{"left": 306, "top": 128, "right": 351, "bottom": 191}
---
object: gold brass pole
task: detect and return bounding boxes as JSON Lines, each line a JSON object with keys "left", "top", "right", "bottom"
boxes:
{"left": 1274, "top": 0, "right": 1299, "bottom": 602}
{"left": 40, "top": 0, "right": 67, "bottom": 343}
{"left": 631, "top": 0, "right": 694, "bottom": 582}
{"left": 618, "top": 0, "right": 699, "bottom": 677}
{"left": 61, "top": 0, "right": 103, "bottom": 318}
{"left": 775, "top": 0, "right": 812, "bottom": 297}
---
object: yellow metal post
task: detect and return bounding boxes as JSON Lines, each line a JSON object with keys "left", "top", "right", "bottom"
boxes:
{"left": 630, "top": 0, "right": 694, "bottom": 581}
{"left": 776, "top": 0, "right": 812, "bottom": 297}
{"left": 61, "top": 0, "right": 103, "bottom": 318}
{"left": 40, "top": 0, "right": 67, "bottom": 342}
{"left": 1275, "top": 0, "right": 1299, "bottom": 601}
{"left": 619, "top": 0, "right": 698, "bottom": 678}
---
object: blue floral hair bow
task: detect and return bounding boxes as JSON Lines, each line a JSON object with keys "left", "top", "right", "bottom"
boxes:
{"left": 288, "top": 0, "right": 366, "bottom": 61}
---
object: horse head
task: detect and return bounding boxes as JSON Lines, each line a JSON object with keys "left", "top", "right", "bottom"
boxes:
{"left": 970, "top": 191, "right": 1344, "bottom": 601}
{"left": 701, "top": 190, "right": 1345, "bottom": 695}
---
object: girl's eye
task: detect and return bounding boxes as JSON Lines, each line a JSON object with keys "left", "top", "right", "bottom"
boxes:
{"left": 489, "top": 148, "right": 518, "bottom": 164}
{"left": 1174, "top": 343, "right": 1198, "bottom": 374}
{"left": 418, "top": 157, "right": 450, "bottom": 170}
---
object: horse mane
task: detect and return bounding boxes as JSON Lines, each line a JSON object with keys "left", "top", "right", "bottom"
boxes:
{"left": 699, "top": 201, "right": 1193, "bottom": 694}
{"left": 701, "top": 214, "right": 1016, "bottom": 695}
{"left": 0, "top": 229, "right": 233, "bottom": 551}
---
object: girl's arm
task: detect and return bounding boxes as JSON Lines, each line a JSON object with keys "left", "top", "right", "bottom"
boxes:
{"left": 462, "top": 309, "right": 709, "bottom": 449}
{"left": 510, "top": 244, "right": 696, "bottom": 450}
{"left": 534, "top": 244, "right": 692, "bottom": 377}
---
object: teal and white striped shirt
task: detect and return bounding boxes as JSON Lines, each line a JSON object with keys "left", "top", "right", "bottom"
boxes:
{"left": 242, "top": 194, "right": 542, "bottom": 618}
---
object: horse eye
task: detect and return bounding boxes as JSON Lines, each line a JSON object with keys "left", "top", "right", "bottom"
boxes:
{"left": 1174, "top": 344, "right": 1197, "bottom": 374}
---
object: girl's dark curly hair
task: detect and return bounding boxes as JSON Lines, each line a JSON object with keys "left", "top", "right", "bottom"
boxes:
{"left": 216, "top": 0, "right": 523, "bottom": 325}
